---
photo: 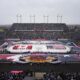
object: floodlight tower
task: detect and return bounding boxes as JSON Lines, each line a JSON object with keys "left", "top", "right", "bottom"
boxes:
{"left": 16, "top": 14, "right": 19, "bottom": 23}
{"left": 30, "top": 15, "right": 35, "bottom": 23}
{"left": 33, "top": 15, "right": 35, "bottom": 23}
{"left": 60, "top": 15, "right": 63, "bottom": 23}
{"left": 57, "top": 15, "right": 63, "bottom": 23}
{"left": 19, "top": 14, "right": 22, "bottom": 23}
{"left": 30, "top": 15, "right": 32, "bottom": 23}
{"left": 46, "top": 15, "right": 49, "bottom": 23}
{"left": 57, "top": 15, "right": 58, "bottom": 23}
{"left": 43, "top": 15, "right": 45, "bottom": 23}
{"left": 16, "top": 14, "right": 22, "bottom": 23}
{"left": 43, "top": 15, "right": 49, "bottom": 23}
{"left": 57, "top": 15, "right": 60, "bottom": 23}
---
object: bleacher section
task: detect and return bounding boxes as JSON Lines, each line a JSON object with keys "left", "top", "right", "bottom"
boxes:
{"left": 7, "top": 23, "right": 69, "bottom": 39}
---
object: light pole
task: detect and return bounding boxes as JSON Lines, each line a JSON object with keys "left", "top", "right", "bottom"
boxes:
{"left": 57, "top": 15, "right": 62, "bottom": 23}
{"left": 20, "top": 14, "right": 22, "bottom": 23}
{"left": 57, "top": 15, "right": 58, "bottom": 23}
{"left": 60, "top": 15, "right": 62, "bottom": 23}
{"left": 43, "top": 15, "right": 45, "bottom": 23}
{"left": 16, "top": 14, "right": 22, "bottom": 23}
{"left": 46, "top": 15, "right": 49, "bottom": 23}
{"left": 33, "top": 15, "right": 35, "bottom": 23}
{"left": 30, "top": 15, "right": 32, "bottom": 23}
{"left": 30, "top": 15, "right": 35, "bottom": 23}
{"left": 16, "top": 14, "right": 19, "bottom": 23}
{"left": 43, "top": 15, "right": 49, "bottom": 23}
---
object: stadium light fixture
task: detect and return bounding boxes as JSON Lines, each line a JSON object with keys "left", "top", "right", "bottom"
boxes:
{"left": 57, "top": 15, "right": 63, "bottom": 23}
{"left": 16, "top": 14, "right": 19, "bottom": 23}
{"left": 60, "top": 15, "right": 63, "bottom": 23}
{"left": 30, "top": 15, "right": 35, "bottom": 23}
{"left": 16, "top": 14, "right": 22, "bottom": 23}
{"left": 20, "top": 14, "right": 22, "bottom": 23}
{"left": 33, "top": 15, "right": 35, "bottom": 23}
{"left": 43, "top": 15, "right": 49, "bottom": 23}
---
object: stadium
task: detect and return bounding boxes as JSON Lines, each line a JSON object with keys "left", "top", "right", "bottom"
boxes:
{"left": 0, "top": 0, "right": 80, "bottom": 79}
{"left": 0, "top": 22, "right": 80, "bottom": 80}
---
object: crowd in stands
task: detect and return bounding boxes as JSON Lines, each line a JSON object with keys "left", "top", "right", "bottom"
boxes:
{"left": 0, "top": 72, "right": 25, "bottom": 80}
{"left": 11, "top": 23, "right": 67, "bottom": 31}
{"left": 0, "top": 71, "right": 34, "bottom": 80}
{"left": 0, "top": 23, "right": 80, "bottom": 44}
{"left": 43, "top": 72, "right": 80, "bottom": 80}
{"left": 0, "top": 72, "right": 80, "bottom": 80}
{"left": 0, "top": 23, "right": 80, "bottom": 43}
{"left": 6, "top": 23, "right": 67, "bottom": 40}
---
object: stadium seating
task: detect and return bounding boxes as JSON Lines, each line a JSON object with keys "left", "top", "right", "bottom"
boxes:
{"left": 0, "top": 72, "right": 80, "bottom": 80}
{"left": 7, "top": 23, "right": 69, "bottom": 39}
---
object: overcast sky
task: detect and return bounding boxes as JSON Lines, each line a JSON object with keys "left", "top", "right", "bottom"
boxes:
{"left": 0, "top": 0, "right": 80, "bottom": 24}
